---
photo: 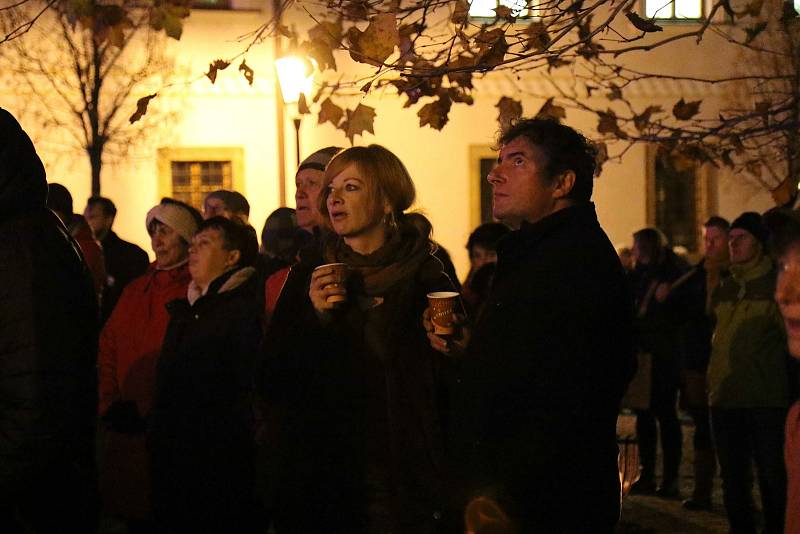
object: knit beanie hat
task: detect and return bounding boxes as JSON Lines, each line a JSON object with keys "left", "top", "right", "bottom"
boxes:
{"left": 297, "top": 146, "right": 341, "bottom": 173}
{"left": 146, "top": 201, "right": 199, "bottom": 243}
{"left": 730, "top": 211, "right": 769, "bottom": 245}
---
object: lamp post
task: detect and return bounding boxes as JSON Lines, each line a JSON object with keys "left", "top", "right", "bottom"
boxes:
{"left": 275, "top": 55, "right": 314, "bottom": 173}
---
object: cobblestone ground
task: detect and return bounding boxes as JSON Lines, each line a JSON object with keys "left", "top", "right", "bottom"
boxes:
{"left": 616, "top": 413, "right": 732, "bottom": 534}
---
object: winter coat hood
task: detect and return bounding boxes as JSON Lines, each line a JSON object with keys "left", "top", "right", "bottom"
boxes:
{"left": 0, "top": 108, "right": 47, "bottom": 220}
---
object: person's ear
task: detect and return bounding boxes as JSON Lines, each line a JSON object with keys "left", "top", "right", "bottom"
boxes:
{"left": 552, "top": 170, "right": 576, "bottom": 200}
{"left": 226, "top": 249, "right": 241, "bottom": 268}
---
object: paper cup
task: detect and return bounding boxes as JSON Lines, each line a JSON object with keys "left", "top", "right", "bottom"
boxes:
{"left": 314, "top": 262, "right": 348, "bottom": 303}
{"left": 427, "top": 291, "right": 459, "bottom": 335}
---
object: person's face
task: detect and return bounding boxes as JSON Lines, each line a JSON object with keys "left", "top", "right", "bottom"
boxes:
{"left": 326, "top": 164, "right": 383, "bottom": 239}
{"left": 488, "top": 136, "right": 558, "bottom": 225}
{"left": 84, "top": 204, "right": 113, "bottom": 239}
{"left": 703, "top": 225, "right": 729, "bottom": 262}
{"left": 631, "top": 239, "right": 649, "bottom": 267}
{"left": 470, "top": 245, "right": 498, "bottom": 271}
{"left": 149, "top": 222, "right": 188, "bottom": 268}
{"left": 295, "top": 168, "right": 325, "bottom": 232}
{"left": 203, "top": 197, "right": 226, "bottom": 220}
{"left": 728, "top": 228, "right": 760, "bottom": 264}
{"left": 776, "top": 243, "right": 800, "bottom": 358}
{"left": 188, "top": 227, "right": 239, "bottom": 289}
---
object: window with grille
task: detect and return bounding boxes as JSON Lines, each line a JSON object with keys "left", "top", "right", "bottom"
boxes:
{"left": 170, "top": 161, "right": 232, "bottom": 211}
{"left": 644, "top": 0, "right": 704, "bottom": 20}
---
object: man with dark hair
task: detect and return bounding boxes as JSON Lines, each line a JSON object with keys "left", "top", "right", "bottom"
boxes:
{"left": 85, "top": 196, "right": 150, "bottom": 324}
{"left": 1, "top": 108, "right": 99, "bottom": 532}
{"left": 203, "top": 190, "right": 251, "bottom": 223}
{"left": 427, "top": 118, "right": 635, "bottom": 532}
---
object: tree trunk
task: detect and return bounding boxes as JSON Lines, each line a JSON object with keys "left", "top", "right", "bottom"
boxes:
{"left": 89, "top": 145, "right": 102, "bottom": 196}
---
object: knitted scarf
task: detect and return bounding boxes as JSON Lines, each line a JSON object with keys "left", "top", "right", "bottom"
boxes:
{"left": 323, "top": 213, "right": 434, "bottom": 297}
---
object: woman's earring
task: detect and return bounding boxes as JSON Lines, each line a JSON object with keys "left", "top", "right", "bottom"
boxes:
{"left": 384, "top": 211, "right": 398, "bottom": 231}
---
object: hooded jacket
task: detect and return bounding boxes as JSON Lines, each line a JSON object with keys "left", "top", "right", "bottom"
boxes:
{"left": 0, "top": 109, "right": 98, "bottom": 517}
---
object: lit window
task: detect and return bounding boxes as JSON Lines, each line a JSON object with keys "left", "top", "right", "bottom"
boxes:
{"left": 170, "top": 161, "right": 232, "bottom": 211}
{"left": 469, "top": 0, "right": 535, "bottom": 19}
{"left": 644, "top": 0, "right": 703, "bottom": 19}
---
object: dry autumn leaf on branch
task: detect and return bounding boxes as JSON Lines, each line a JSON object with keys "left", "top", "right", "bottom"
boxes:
{"left": 348, "top": 13, "right": 399, "bottom": 67}
{"left": 672, "top": 98, "right": 702, "bottom": 120}
{"left": 634, "top": 105, "right": 662, "bottom": 131}
{"left": 298, "top": 93, "right": 311, "bottom": 115}
{"left": 306, "top": 20, "right": 343, "bottom": 72}
{"left": 496, "top": 96, "right": 522, "bottom": 130}
{"left": 318, "top": 98, "right": 344, "bottom": 126}
{"left": 341, "top": 104, "right": 376, "bottom": 143}
{"left": 239, "top": 60, "right": 254, "bottom": 86}
{"left": 206, "top": 60, "right": 230, "bottom": 84}
{"left": 521, "top": 21, "right": 550, "bottom": 52}
{"left": 129, "top": 93, "right": 157, "bottom": 124}
{"left": 418, "top": 96, "right": 453, "bottom": 130}
{"left": 626, "top": 12, "right": 663, "bottom": 33}
{"left": 535, "top": 97, "right": 566, "bottom": 121}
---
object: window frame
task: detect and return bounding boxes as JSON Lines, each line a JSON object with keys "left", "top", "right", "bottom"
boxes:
{"left": 641, "top": 0, "right": 706, "bottom": 23}
{"left": 157, "top": 147, "right": 245, "bottom": 210}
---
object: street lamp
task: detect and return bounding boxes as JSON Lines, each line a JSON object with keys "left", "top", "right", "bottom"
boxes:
{"left": 275, "top": 55, "right": 315, "bottom": 170}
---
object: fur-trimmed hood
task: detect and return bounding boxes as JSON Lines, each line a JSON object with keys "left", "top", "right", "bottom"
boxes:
{"left": 187, "top": 266, "right": 256, "bottom": 305}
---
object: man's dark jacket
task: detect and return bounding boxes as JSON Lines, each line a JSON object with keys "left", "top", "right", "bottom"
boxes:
{"left": 100, "top": 230, "right": 149, "bottom": 324}
{"left": 448, "top": 203, "right": 635, "bottom": 533}
{"left": 0, "top": 108, "right": 98, "bottom": 530}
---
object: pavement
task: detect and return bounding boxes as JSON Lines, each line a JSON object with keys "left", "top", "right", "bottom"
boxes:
{"left": 616, "top": 413, "right": 733, "bottom": 534}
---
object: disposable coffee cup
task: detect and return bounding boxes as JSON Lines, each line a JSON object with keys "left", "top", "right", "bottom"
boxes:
{"left": 314, "top": 263, "right": 348, "bottom": 303}
{"left": 427, "top": 291, "right": 459, "bottom": 335}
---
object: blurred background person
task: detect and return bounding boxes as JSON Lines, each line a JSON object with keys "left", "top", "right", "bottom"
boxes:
{"left": 84, "top": 196, "right": 150, "bottom": 325}
{"left": 97, "top": 198, "right": 200, "bottom": 533}
{"left": 47, "top": 182, "right": 106, "bottom": 301}
{"left": 462, "top": 222, "right": 509, "bottom": 314}
{"left": 0, "top": 107, "right": 99, "bottom": 532}
{"left": 260, "top": 207, "right": 301, "bottom": 279}
{"left": 150, "top": 217, "right": 261, "bottom": 533}
{"left": 203, "top": 189, "right": 250, "bottom": 224}
{"left": 708, "top": 212, "right": 789, "bottom": 534}
{"left": 616, "top": 244, "right": 634, "bottom": 273}
{"left": 661, "top": 216, "right": 729, "bottom": 511}
{"left": 261, "top": 145, "right": 456, "bottom": 533}
{"left": 629, "top": 227, "right": 688, "bottom": 497}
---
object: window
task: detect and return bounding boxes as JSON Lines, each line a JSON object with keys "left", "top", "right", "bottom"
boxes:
{"left": 644, "top": 0, "right": 703, "bottom": 20}
{"left": 469, "top": 0, "right": 536, "bottom": 20}
{"left": 470, "top": 146, "right": 498, "bottom": 226}
{"left": 170, "top": 161, "right": 232, "bottom": 210}
{"left": 647, "top": 146, "right": 715, "bottom": 254}
{"left": 157, "top": 147, "right": 245, "bottom": 210}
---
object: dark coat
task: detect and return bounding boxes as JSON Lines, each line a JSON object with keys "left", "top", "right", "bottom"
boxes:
{"left": 260, "top": 236, "right": 456, "bottom": 534}
{"left": 149, "top": 267, "right": 262, "bottom": 532}
{"left": 100, "top": 230, "right": 150, "bottom": 325}
{"left": 0, "top": 108, "right": 98, "bottom": 530}
{"left": 448, "top": 203, "right": 635, "bottom": 533}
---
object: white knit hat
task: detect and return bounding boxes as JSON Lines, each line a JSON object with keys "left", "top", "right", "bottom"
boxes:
{"left": 145, "top": 202, "right": 198, "bottom": 243}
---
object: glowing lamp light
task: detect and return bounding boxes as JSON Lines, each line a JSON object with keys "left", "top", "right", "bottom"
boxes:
{"left": 274, "top": 55, "right": 315, "bottom": 105}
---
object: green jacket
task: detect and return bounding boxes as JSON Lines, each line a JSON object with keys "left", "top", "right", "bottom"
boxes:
{"left": 707, "top": 253, "right": 788, "bottom": 408}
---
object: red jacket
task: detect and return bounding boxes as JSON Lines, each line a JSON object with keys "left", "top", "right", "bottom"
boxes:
{"left": 98, "top": 262, "right": 190, "bottom": 519}
{"left": 787, "top": 401, "right": 800, "bottom": 534}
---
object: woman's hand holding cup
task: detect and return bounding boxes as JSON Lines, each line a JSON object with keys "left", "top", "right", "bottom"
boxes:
{"left": 310, "top": 263, "right": 348, "bottom": 313}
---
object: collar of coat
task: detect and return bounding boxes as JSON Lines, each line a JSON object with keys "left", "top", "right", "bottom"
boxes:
{"left": 729, "top": 252, "right": 772, "bottom": 284}
{"left": 187, "top": 266, "right": 256, "bottom": 306}
{"left": 498, "top": 202, "right": 597, "bottom": 261}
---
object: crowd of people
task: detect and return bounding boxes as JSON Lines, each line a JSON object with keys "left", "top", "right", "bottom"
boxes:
{"left": 1, "top": 103, "right": 799, "bottom": 534}
{"left": 622, "top": 210, "right": 800, "bottom": 533}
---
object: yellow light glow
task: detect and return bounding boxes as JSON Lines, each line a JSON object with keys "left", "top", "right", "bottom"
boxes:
{"left": 275, "top": 55, "right": 314, "bottom": 105}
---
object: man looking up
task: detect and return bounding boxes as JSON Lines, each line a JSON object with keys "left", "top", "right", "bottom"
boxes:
{"left": 427, "top": 118, "right": 635, "bottom": 533}
{"left": 85, "top": 196, "right": 149, "bottom": 324}
{"left": 707, "top": 212, "right": 788, "bottom": 534}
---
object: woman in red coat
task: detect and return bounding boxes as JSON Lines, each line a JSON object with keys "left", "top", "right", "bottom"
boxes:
{"left": 98, "top": 198, "right": 200, "bottom": 532}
